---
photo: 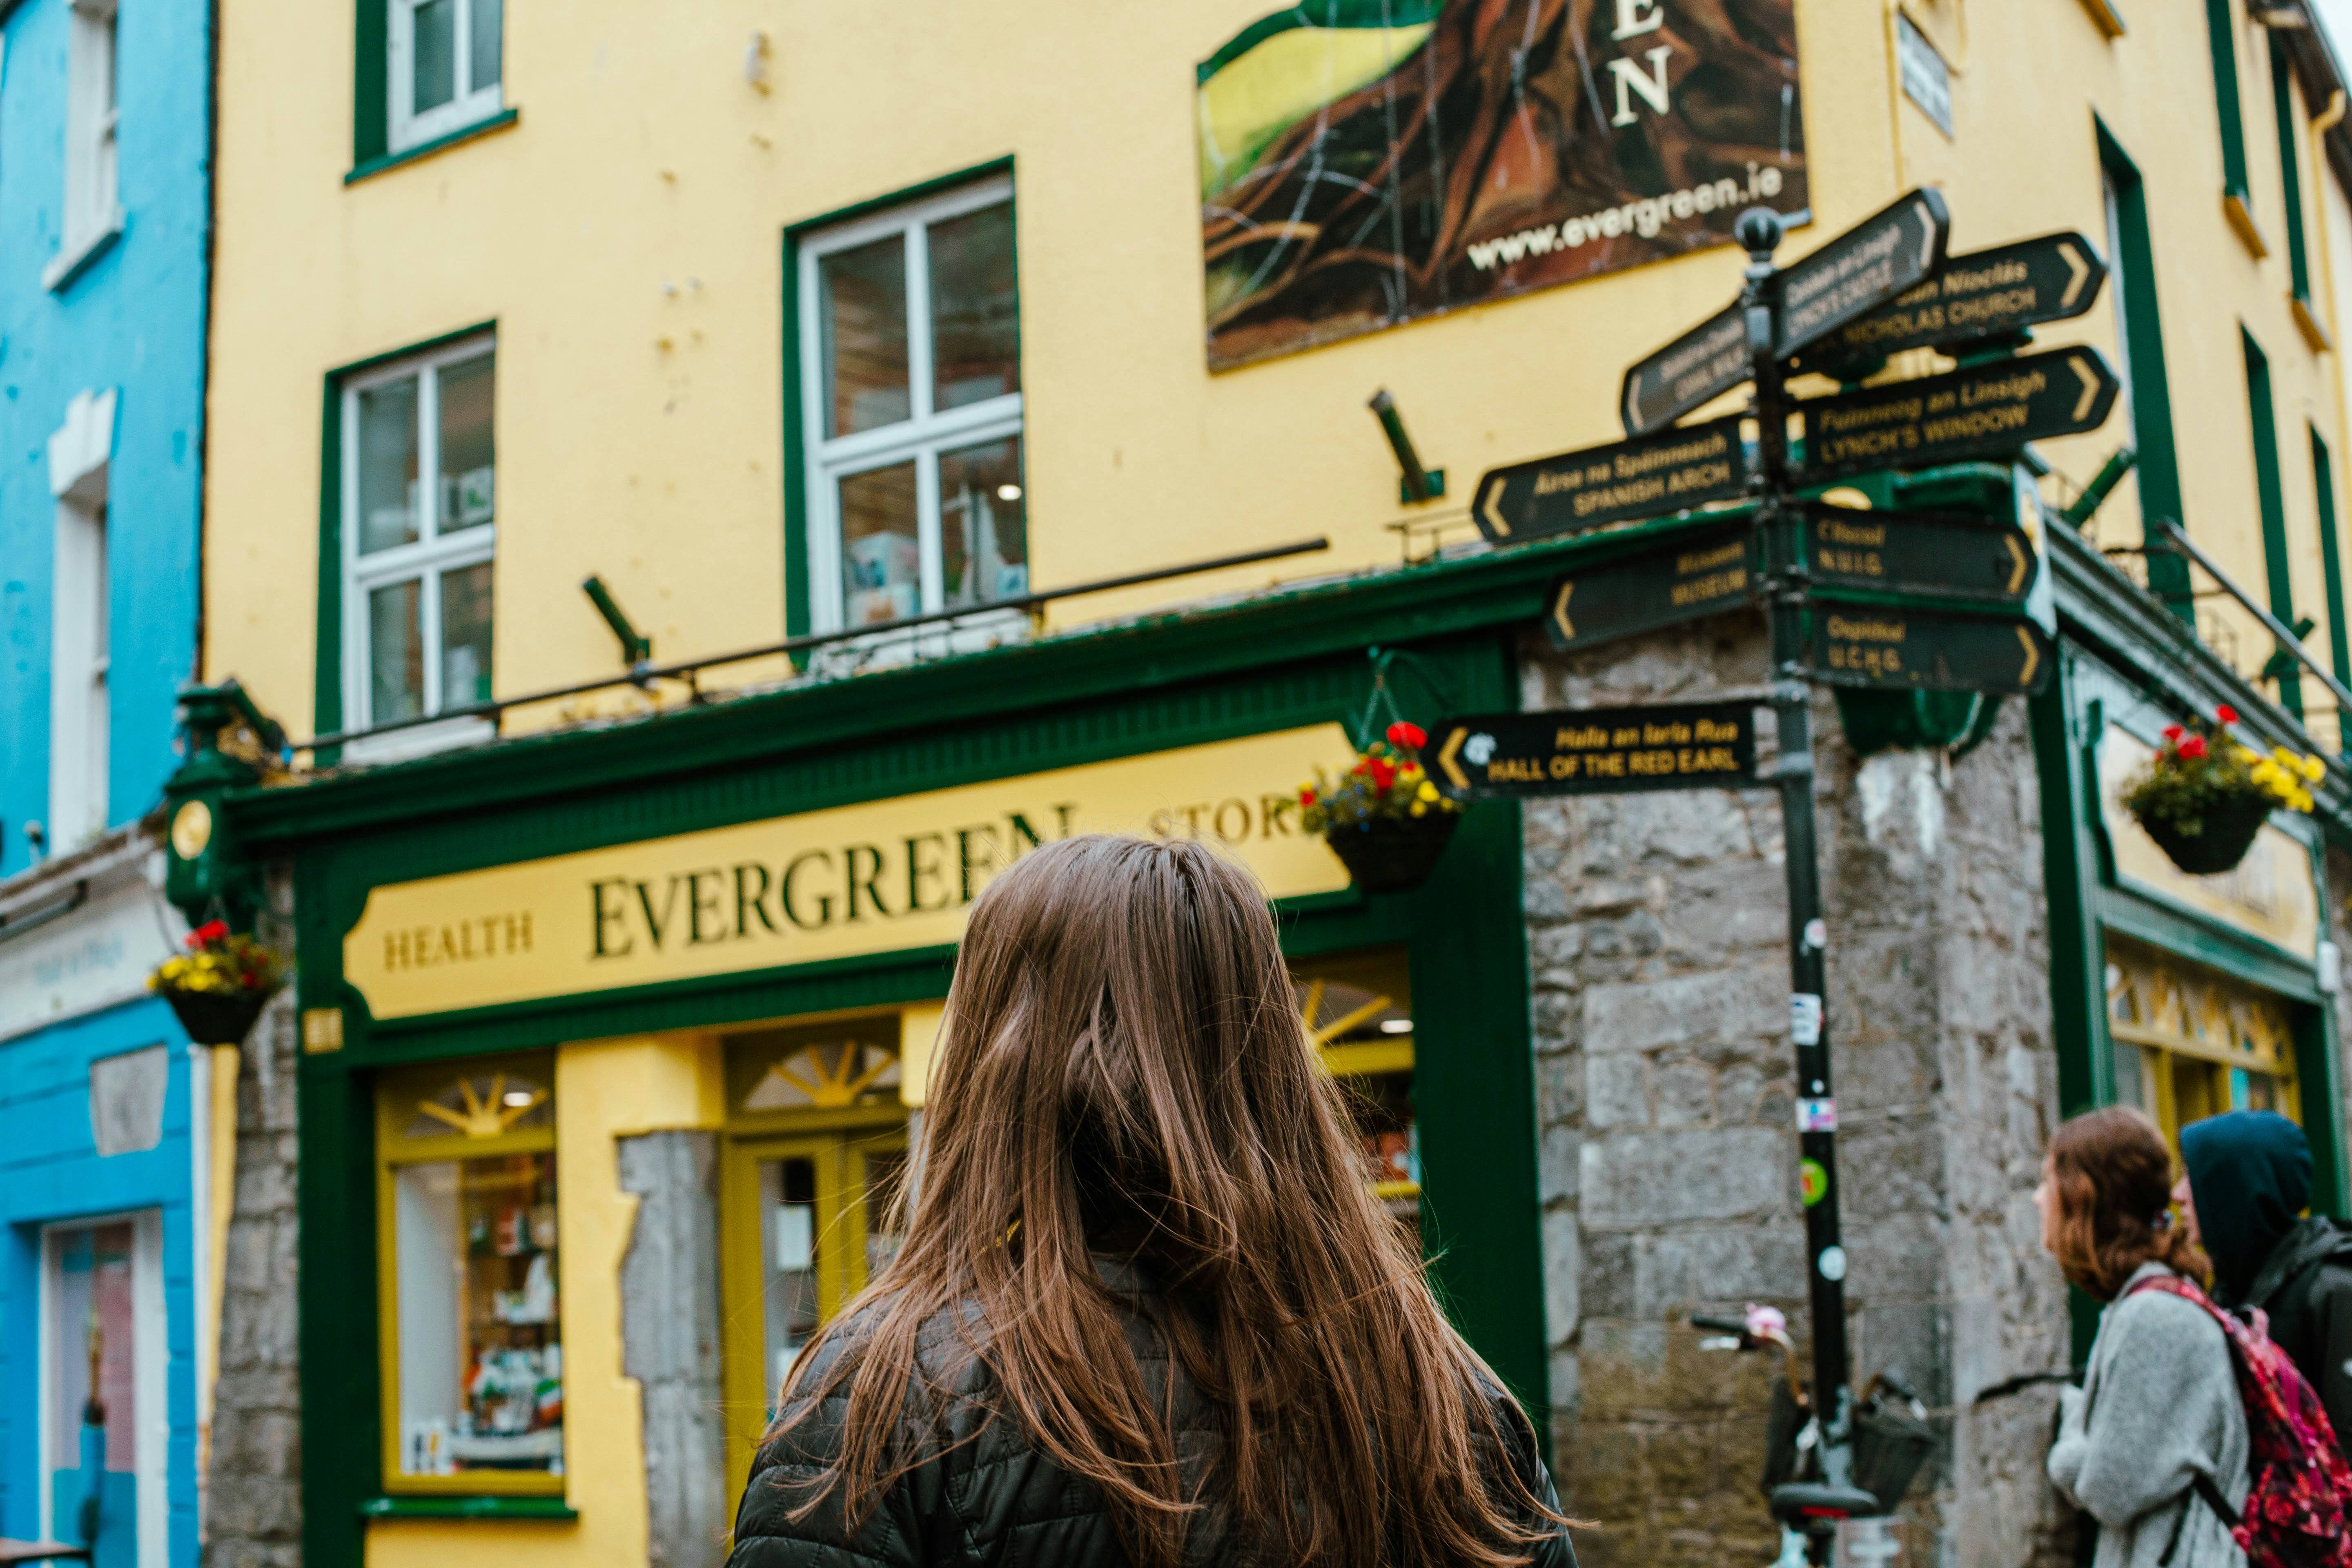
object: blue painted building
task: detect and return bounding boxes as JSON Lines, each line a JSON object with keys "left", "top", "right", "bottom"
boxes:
{"left": 0, "top": 0, "right": 214, "bottom": 1562}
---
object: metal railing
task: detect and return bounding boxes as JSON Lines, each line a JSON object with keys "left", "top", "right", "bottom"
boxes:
{"left": 292, "top": 537, "right": 1332, "bottom": 755}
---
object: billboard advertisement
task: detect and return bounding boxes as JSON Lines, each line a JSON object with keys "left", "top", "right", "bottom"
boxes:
{"left": 1198, "top": 0, "right": 1809, "bottom": 369}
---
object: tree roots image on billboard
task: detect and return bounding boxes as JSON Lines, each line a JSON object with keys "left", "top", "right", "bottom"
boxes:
{"left": 1197, "top": 0, "right": 1809, "bottom": 370}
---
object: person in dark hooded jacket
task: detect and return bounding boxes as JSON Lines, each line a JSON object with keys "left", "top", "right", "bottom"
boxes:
{"left": 2175, "top": 1109, "right": 2352, "bottom": 1454}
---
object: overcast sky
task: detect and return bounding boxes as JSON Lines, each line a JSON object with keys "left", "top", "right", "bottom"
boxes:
{"left": 2312, "top": 0, "right": 2352, "bottom": 79}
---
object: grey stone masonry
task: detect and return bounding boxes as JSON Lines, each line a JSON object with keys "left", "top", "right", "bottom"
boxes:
{"left": 201, "top": 982, "right": 303, "bottom": 1568}
{"left": 1523, "top": 613, "right": 2076, "bottom": 1568}
{"left": 618, "top": 1131, "right": 730, "bottom": 1568}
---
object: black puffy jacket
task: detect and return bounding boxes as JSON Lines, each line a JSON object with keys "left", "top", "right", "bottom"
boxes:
{"left": 725, "top": 1272, "right": 1577, "bottom": 1568}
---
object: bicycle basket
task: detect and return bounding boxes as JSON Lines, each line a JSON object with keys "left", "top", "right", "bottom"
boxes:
{"left": 1851, "top": 1399, "right": 1935, "bottom": 1514}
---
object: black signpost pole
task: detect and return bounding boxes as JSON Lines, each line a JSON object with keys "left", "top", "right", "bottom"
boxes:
{"left": 1739, "top": 207, "right": 1855, "bottom": 1492}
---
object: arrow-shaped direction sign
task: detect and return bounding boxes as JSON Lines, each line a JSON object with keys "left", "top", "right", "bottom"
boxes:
{"left": 1619, "top": 188, "right": 1951, "bottom": 434}
{"left": 1428, "top": 701, "right": 1762, "bottom": 800}
{"left": 1795, "top": 232, "right": 2108, "bottom": 374}
{"left": 1807, "top": 603, "right": 2054, "bottom": 694}
{"left": 1801, "top": 501, "right": 2038, "bottom": 604}
{"left": 1621, "top": 305, "right": 1750, "bottom": 438}
{"left": 1545, "top": 523, "right": 1759, "bottom": 651}
{"left": 1471, "top": 416, "right": 1749, "bottom": 543}
{"left": 1776, "top": 187, "right": 1951, "bottom": 356}
{"left": 1797, "top": 345, "right": 2120, "bottom": 481}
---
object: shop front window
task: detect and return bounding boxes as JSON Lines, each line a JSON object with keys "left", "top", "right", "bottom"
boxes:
{"left": 1295, "top": 952, "right": 1420, "bottom": 1241}
{"left": 2106, "top": 938, "right": 2301, "bottom": 1144}
{"left": 378, "top": 1062, "right": 563, "bottom": 1491}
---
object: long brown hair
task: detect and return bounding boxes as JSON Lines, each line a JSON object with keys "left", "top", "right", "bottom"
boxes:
{"left": 772, "top": 834, "right": 1555, "bottom": 1566}
{"left": 2046, "top": 1106, "right": 2210, "bottom": 1300}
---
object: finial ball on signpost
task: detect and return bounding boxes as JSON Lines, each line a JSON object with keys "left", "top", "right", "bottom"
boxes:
{"left": 1735, "top": 207, "right": 1784, "bottom": 261}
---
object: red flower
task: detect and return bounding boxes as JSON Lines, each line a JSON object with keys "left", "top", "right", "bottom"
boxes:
{"left": 187, "top": 919, "right": 229, "bottom": 948}
{"left": 1299, "top": 787, "right": 1317, "bottom": 806}
{"left": 1386, "top": 721, "right": 1428, "bottom": 750}
{"left": 2162, "top": 724, "right": 2184, "bottom": 742}
{"left": 2217, "top": 705, "right": 2239, "bottom": 725}
{"left": 2179, "top": 735, "right": 2209, "bottom": 760}
{"left": 1368, "top": 759, "right": 1397, "bottom": 791}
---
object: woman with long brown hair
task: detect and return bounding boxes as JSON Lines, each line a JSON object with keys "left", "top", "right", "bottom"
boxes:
{"left": 725, "top": 834, "right": 1572, "bottom": 1567}
{"left": 2039, "top": 1107, "right": 2249, "bottom": 1568}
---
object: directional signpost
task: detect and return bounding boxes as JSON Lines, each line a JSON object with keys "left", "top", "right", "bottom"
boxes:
{"left": 1471, "top": 417, "right": 1747, "bottom": 543}
{"left": 1426, "top": 702, "right": 1760, "bottom": 800}
{"left": 1544, "top": 524, "right": 1754, "bottom": 650}
{"left": 1800, "top": 502, "right": 2037, "bottom": 604}
{"left": 1774, "top": 187, "right": 1951, "bottom": 356}
{"left": 1799, "top": 345, "right": 2120, "bottom": 481}
{"left": 1621, "top": 306, "right": 1749, "bottom": 437}
{"left": 1806, "top": 602, "right": 2051, "bottom": 693}
{"left": 1459, "top": 187, "right": 2113, "bottom": 1521}
{"left": 1537, "top": 502, "right": 2038, "bottom": 657}
{"left": 1795, "top": 231, "right": 2107, "bottom": 374}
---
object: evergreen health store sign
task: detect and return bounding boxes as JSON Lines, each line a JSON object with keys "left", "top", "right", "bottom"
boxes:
{"left": 343, "top": 726, "right": 1360, "bottom": 1020}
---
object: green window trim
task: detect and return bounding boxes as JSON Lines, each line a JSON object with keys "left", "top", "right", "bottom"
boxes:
{"left": 779, "top": 156, "right": 1016, "bottom": 644}
{"left": 2098, "top": 122, "right": 2193, "bottom": 620}
{"left": 354, "top": 0, "right": 389, "bottom": 166}
{"left": 2272, "top": 36, "right": 2314, "bottom": 303}
{"left": 2314, "top": 425, "right": 2351, "bottom": 744}
{"left": 2244, "top": 328, "right": 2304, "bottom": 717}
{"left": 359, "top": 1496, "right": 579, "bottom": 1522}
{"left": 347, "top": 108, "right": 520, "bottom": 186}
{"left": 313, "top": 318, "right": 502, "bottom": 762}
{"left": 2207, "top": 0, "right": 2257, "bottom": 220}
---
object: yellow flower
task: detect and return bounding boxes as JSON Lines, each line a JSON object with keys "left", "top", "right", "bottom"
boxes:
{"left": 2237, "top": 744, "right": 2265, "bottom": 764}
{"left": 2301, "top": 753, "right": 2328, "bottom": 783}
{"left": 1417, "top": 780, "right": 1439, "bottom": 802}
{"left": 1409, "top": 801, "right": 1428, "bottom": 817}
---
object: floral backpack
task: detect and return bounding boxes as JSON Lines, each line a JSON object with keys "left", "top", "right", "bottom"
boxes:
{"left": 2129, "top": 1274, "right": 2352, "bottom": 1568}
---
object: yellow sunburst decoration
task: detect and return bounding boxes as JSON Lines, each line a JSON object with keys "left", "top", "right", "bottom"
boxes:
{"left": 414, "top": 1073, "right": 546, "bottom": 1139}
{"left": 756, "top": 1045, "right": 898, "bottom": 1110}
{"left": 1298, "top": 976, "right": 1395, "bottom": 1049}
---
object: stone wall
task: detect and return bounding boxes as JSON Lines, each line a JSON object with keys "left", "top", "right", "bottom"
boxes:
{"left": 202, "top": 983, "right": 303, "bottom": 1568}
{"left": 1523, "top": 616, "right": 2075, "bottom": 1568}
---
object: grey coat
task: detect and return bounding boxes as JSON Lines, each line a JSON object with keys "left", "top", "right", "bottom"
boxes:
{"left": 2048, "top": 1263, "right": 2251, "bottom": 1568}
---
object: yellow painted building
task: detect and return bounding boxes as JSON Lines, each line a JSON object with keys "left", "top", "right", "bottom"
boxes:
{"left": 187, "top": 0, "right": 2352, "bottom": 1564}
{"left": 204, "top": 0, "right": 2352, "bottom": 743}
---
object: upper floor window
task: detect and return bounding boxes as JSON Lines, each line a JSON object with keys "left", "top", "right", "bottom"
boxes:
{"left": 60, "top": 0, "right": 118, "bottom": 262}
{"left": 48, "top": 489, "right": 108, "bottom": 849}
{"left": 798, "top": 178, "right": 1026, "bottom": 632}
{"left": 341, "top": 336, "right": 495, "bottom": 737}
{"left": 390, "top": 0, "right": 501, "bottom": 154}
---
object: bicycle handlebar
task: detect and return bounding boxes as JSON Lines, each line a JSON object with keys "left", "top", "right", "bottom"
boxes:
{"left": 1691, "top": 1313, "right": 1751, "bottom": 1334}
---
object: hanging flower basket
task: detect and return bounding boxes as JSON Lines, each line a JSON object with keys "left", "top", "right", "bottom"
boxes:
{"left": 163, "top": 987, "right": 275, "bottom": 1047}
{"left": 1300, "top": 722, "right": 1464, "bottom": 895}
{"left": 1324, "top": 813, "right": 1462, "bottom": 895}
{"left": 150, "top": 920, "right": 289, "bottom": 1046}
{"left": 2122, "top": 705, "right": 2324, "bottom": 877}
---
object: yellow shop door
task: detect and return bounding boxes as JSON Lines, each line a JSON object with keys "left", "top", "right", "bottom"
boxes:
{"left": 717, "top": 1013, "right": 915, "bottom": 1500}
